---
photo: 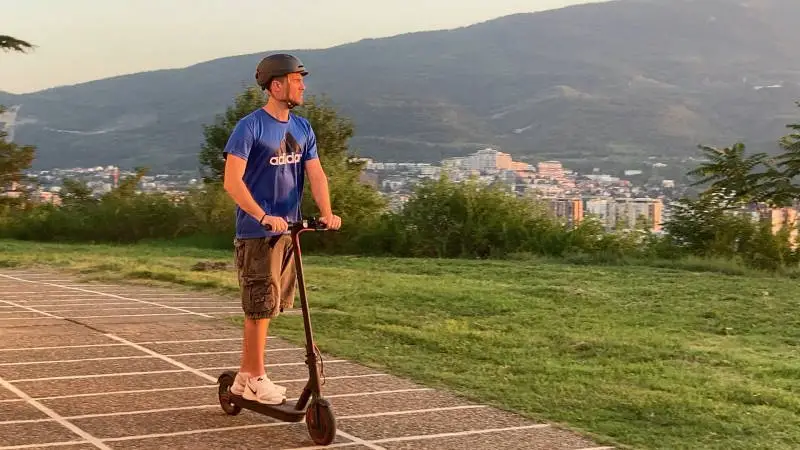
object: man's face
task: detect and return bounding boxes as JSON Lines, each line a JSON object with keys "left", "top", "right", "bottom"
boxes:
{"left": 273, "top": 72, "right": 305, "bottom": 106}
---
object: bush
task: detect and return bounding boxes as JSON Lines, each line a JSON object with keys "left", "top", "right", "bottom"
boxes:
{"left": 0, "top": 170, "right": 225, "bottom": 244}
{"left": 348, "top": 176, "right": 659, "bottom": 261}
{"left": 2, "top": 171, "right": 797, "bottom": 276}
{"left": 0, "top": 191, "right": 196, "bottom": 243}
{"left": 661, "top": 193, "right": 800, "bottom": 272}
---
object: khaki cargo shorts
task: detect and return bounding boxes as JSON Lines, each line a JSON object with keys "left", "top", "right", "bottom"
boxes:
{"left": 233, "top": 235, "right": 297, "bottom": 320}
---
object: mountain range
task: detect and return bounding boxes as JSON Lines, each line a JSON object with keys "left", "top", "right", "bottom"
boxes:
{"left": 2, "top": 0, "right": 800, "bottom": 179}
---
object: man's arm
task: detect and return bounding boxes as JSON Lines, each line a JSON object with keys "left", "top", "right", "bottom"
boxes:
{"left": 224, "top": 154, "right": 288, "bottom": 232}
{"left": 305, "top": 158, "right": 332, "bottom": 217}
{"left": 302, "top": 125, "right": 340, "bottom": 229}
{"left": 223, "top": 154, "right": 266, "bottom": 221}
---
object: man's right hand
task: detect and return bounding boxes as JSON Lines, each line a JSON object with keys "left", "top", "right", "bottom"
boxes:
{"left": 259, "top": 215, "right": 288, "bottom": 233}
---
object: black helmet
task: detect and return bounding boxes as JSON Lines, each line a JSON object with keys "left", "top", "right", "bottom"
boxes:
{"left": 255, "top": 53, "right": 309, "bottom": 90}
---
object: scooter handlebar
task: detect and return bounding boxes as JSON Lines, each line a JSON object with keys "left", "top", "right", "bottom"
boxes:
{"left": 261, "top": 217, "right": 334, "bottom": 232}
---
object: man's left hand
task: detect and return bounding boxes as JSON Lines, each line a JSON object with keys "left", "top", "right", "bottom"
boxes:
{"left": 319, "top": 214, "right": 342, "bottom": 230}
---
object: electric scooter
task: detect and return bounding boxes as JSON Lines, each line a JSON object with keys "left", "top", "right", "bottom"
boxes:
{"left": 217, "top": 217, "right": 337, "bottom": 446}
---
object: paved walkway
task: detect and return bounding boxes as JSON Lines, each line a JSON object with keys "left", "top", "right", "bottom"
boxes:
{"left": 0, "top": 268, "right": 615, "bottom": 450}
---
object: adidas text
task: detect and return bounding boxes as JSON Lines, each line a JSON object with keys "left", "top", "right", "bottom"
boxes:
{"left": 269, "top": 153, "right": 302, "bottom": 166}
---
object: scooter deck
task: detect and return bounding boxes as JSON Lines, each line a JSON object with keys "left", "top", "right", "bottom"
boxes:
{"left": 228, "top": 393, "right": 307, "bottom": 422}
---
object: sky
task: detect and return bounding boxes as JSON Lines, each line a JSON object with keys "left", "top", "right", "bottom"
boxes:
{"left": 1, "top": 0, "right": 603, "bottom": 94}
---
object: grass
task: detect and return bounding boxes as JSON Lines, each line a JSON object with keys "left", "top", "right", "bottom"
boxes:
{"left": 1, "top": 238, "right": 799, "bottom": 450}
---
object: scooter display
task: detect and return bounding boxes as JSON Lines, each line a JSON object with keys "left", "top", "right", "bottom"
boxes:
{"left": 217, "top": 217, "right": 337, "bottom": 446}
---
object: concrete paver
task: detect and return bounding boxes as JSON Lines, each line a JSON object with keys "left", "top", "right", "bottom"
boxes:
{"left": 101, "top": 424, "right": 354, "bottom": 450}
{"left": 141, "top": 337, "right": 295, "bottom": 354}
{"left": 0, "top": 422, "right": 82, "bottom": 447}
{"left": 0, "top": 327, "right": 114, "bottom": 349}
{"left": 0, "top": 311, "right": 43, "bottom": 318}
{"left": 203, "top": 361, "right": 387, "bottom": 382}
{"left": 13, "top": 372, "right": 207, "bottom": 398}
{"left": 304, "top": 376, "right": 424, "bottom": 396}
{"left": 0, "top": 317, "right": 66, "bottom": 327}
{"left": 169, "top": 347, "right": 307, "bottom": 367}
{"left": 0, "top": 387, "right": 18, "bottom": 401}
{"left": 20, "top": 445, "right": 98, "bottom": 450}
{"left": 0, "top": 268, "right": 614, "bottom": 450}
{"left": 41, "top": 387, "right": 220, "bottom": 417}
{"left": 0, "top": 345, "right": 146, "bottom": 364}
{"left": 0, "top": 400, "right": 47, "bottom": 421}
{"left": 327, "top": 390, "right": 476, "bottom": 417}
{"left": 77, "top": 318, "right": 238, "bottom": 334}
{"left": 70, "top": 408, "right": 282, "bottom": 440}
{"left": 378, "top": 427, "right": 605, "bottom": 450}
{"left": 336, "top": 407, "right": 537, "bottom": 441}
{"left": 0, "top": 357, "right": 181, "bottom": 380}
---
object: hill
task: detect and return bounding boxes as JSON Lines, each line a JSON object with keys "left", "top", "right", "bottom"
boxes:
{"left": 2, "top": 0, "right": 800, "bottom": 175}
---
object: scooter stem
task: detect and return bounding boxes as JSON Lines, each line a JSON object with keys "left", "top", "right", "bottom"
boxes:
{"left": 291, "top": 225, "right": 323, "bottom": 411}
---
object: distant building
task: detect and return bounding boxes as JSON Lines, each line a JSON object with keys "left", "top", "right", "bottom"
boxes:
{"left": 537, "top": 161, "right": 564, "bottom": 181}
{"left": 757, "top": 206, "right": 799, "bottom": 248}
{"left": 585, "top": 198, "right": 616, "bottom": 228}
{"left": 545, "top": 197, "right": 584, "bottom": 227}
{"left": 441, "top": 148, "right": 514, "bottom": 174}
{"left": 584, "top": 197, "right": 663, "bottom": 232}
{"left": 511, "top": 161, "right": 535, "bottom": 177}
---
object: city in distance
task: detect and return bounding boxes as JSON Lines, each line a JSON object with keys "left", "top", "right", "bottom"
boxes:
{"left": 1, "top": 0, "right": 799, "bottom": 180}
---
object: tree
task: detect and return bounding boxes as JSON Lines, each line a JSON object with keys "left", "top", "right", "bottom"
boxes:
{"left": 663, "top": 103, "right": 800, "bottom": 268}
{"left": 112, "top": 166, "right": 150, "bottom": 198}
{"left": 733, "top": 100, "right": 800, "bottom": 209}
{"left": 0, "top": 107, "right": 36, "bottom": 191}
{"left": 0, "top": 35, "right": 33, "bottom": 53}
{"left": 198, "top": 85, "right": 265, "bottom": 184}
{"left": 1, "top": 35, "right": 36, "bottom": 196}
{"left": 59, "top": 178, "right": 95, "bottom": 207}
{"left": 777, "top": 111, "right": 800, "bottom": 177}
{"left": 771, "top": 101, "right": 800, "bottom": 203}
{"left": 686, "top": 142, "right": 771, "bottom": 208}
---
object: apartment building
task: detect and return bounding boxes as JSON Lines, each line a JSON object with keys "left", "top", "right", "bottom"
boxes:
{"left": 584, "top": 197, "right": 664, "bottom": 232}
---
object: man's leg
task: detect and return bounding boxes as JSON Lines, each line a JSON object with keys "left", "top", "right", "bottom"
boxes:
{"left": 232, "top": 237, "right": 286, "bottom": 404}
{"left": 241, "top": 317, "right": 269, "bottom": 376}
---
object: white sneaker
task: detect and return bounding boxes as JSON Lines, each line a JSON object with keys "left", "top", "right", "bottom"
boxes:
{"left": 242, "top": 375, "right": 287, "bottom": 405}
{"left": 231, "top": 372, "right": 286, "bottom": 397}
{"left": 230, "top": 372, "right": 248, "bottom": 396}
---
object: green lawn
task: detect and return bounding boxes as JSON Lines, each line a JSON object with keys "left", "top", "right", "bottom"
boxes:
{"left": 1, "top": 239, "right": 798, "bottom": 450}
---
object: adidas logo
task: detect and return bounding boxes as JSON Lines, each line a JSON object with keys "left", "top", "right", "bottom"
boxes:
{"left": 269, "top": 153, "right": 303, "bottom": 166}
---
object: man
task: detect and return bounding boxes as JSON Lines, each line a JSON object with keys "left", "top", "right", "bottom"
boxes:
{"left": 222, "top": 53, "right": 341, "bottom": 405}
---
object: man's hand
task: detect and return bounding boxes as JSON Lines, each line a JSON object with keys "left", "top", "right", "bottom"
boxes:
{"left": 260, "top": 215, "right": 289, "bottom": 233}
{"left": 319, "top": 214, "right": 342, "bottom": 230}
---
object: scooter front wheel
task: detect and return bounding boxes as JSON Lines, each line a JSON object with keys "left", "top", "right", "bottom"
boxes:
{"left": 306, "top": 397, "right": 336, "bottom": 445}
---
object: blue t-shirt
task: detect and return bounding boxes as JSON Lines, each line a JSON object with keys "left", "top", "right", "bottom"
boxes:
{"left": 223, "top": 108, "right": 319, "bottom": 239}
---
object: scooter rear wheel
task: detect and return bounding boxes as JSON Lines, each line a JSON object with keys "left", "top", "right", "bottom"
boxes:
{"left": 306, "top": 398, "right": 336, "bottom": 445}
{"left": 217, "top": 374, "right": 242, "bottom": 416}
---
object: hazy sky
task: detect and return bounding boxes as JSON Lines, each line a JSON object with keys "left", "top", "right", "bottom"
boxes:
{"left": 1, "top": 0, "right": 602, "bottom": 94}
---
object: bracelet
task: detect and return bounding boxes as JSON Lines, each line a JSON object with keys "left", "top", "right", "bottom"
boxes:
{"left": 259, "top": 213, "right": 267, "bottom": 224}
